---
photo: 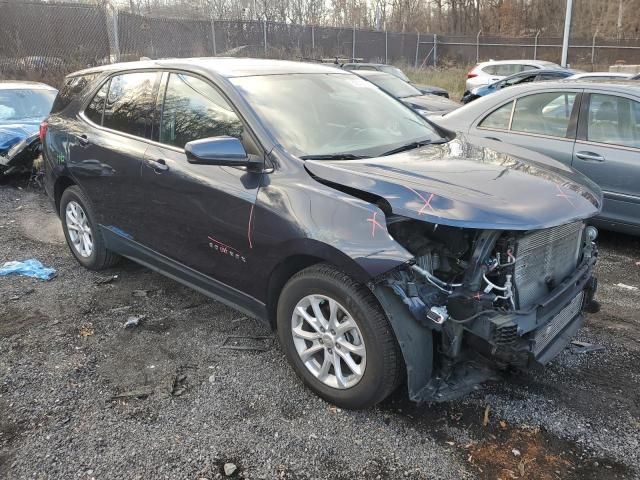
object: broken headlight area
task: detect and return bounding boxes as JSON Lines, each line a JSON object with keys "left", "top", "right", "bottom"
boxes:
{"left": 378, "top": 216, "right": 599, "bottom": 402}
{"left": 0, "top": 134, "right": 41, "bottom": 178}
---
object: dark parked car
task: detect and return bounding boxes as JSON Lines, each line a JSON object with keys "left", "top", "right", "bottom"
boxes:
{"left": 434, "top": 80, "right": 640, "bottom": 236}
{"left": 0, "top": 81, "right": 57, "bottom": 176}
{"left": 353, "top": 70, "right": 460, "bottom": 116}
{"left": 632, "top": 73, "right": 640, "bottom": 80}
{"left": 462, "top": 69, "right": 575, "bottom": 104}
{"left": 341, "top": 62, "right": 449, "bottom": 97}
{"left": 44, "top": 59, "right": 601, "bottom": 408}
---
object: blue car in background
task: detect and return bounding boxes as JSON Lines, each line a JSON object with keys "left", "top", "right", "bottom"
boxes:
{"left": 462, "top": 69, "right": 574, "bottom": 104}
{"left": 0, "top": 81, "right": 57, "bottom": 176}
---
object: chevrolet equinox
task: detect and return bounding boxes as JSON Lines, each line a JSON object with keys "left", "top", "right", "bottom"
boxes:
{"left": 43, "top": 58, "right": 601, "bottom": 409}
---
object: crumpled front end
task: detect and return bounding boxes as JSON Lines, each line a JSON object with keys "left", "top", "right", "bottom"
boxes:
{"left": 373, "top": 215, "right": 598, "bottom": 402}
{"left": 0, "top": 132, "right": 41, "bottom": 177}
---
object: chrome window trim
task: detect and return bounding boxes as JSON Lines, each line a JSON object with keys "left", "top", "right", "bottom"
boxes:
{"left": 576, "top": 138, "right": 640, "bottom": 153}
{"left": 508, "top": 99, "right": 516, "bottom": 130}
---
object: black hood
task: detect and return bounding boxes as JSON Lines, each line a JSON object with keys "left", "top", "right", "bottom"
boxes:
{"left": 304, "top": 136, "right": 602, "bottom": 231}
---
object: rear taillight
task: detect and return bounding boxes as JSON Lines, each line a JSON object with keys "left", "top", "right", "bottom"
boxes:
{"left": 467, "top": 71, "right": 478, "bottom": 79}
{"left": 39, "top": 121, "right": 48, "bottom": 143}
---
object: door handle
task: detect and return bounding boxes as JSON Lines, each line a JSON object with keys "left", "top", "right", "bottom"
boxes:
{"left": 575, "top": 151, "right": 605, "bottom": 162}
{"left": 147, "top": 158, "right": 169, "bottom": 172}
{"left": 78, "top": 134, "right": 89, "bottom": 147}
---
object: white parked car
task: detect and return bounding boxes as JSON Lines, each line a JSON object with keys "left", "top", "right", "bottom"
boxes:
{"left": 465, "top": 60, "right": 563, "bottom": 94}
{"left": 567, "top": 72, "right": 634, "bottom": 81}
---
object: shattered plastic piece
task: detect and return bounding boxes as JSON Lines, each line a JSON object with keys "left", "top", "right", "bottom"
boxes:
{"left": 0, "top": 259, "right": 56, "bottom": 280}
{"left": 483, "top": 405, "right": 490, "bottom": 426}
{"left": 220, "top": 335, "right": 272, "bottom": 351}
{"left": 615, "top": 283, "right": 638, "bottom": 291}
{"left": 571, "top": 340, "right": 605, "bottom": 354}
{"left": 223, "top": 463, "right": 237, "bottom": 476}
{"left": 512, "top": 448, "right": 521, "bottom": 457}
{"left": 95, "top": 274, "right": 118, "bottom": 285}
{"left": 124, "top": 315, "right": 145, "bottom": 328}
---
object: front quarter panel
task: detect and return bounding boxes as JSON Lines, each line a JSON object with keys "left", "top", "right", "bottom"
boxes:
{"left": 249, "top": 154, "right": 414, "bottom": 301}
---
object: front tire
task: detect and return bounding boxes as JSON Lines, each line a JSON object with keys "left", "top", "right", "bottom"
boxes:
{"left": 60, "top": 185, "right": 120, "bottom": 270}
{"left": 277, "top": 264, "right": 403, "bottom": 409}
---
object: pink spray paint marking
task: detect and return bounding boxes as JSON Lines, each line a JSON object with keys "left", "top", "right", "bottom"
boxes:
{"left": 555, "top": 184, "right": 575, "bottom": 207}
{"left": 405, "top": 186, "right": 435, "bottom": 214}
{"left": 366, "top": 211, "right": 385, "bottom": 238}
{"left": 248, "top": 203, "right": 255, "bottom": 249}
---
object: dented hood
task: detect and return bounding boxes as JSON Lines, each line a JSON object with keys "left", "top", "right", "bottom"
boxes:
{"left": 304, "top": 137, "right": 602, "bottom": 230}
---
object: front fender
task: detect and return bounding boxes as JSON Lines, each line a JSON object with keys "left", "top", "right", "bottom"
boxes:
{"left": 254, "top": 169, "right": 414, "bottom": 290}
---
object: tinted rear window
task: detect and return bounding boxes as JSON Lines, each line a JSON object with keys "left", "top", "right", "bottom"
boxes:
{"left": 102, "top": 72, "right": 158, "bottom": 138}
{"left": 51, "top": 74, "right": 97, "bottom": 114}
{"left": 85, "top": 80, "right": 109, "bottom": 125}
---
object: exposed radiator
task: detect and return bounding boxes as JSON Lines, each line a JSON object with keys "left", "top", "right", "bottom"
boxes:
{"left": 513, "top": 222, "right": 584, "bottom": 310}
{"left": 533, "top": 291, "right": 584, "bottom": 355}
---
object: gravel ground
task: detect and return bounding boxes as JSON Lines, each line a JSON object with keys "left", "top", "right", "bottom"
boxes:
{"left": 1, "top": 184, "right": 639, "bottom": 480}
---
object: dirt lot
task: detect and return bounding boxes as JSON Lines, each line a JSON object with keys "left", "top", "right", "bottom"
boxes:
{"left": 1, "top": 184, "right": 639, "bottom": 480}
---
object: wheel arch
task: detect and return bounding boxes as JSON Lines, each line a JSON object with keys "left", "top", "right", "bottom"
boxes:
{"left": 53, "top": 175, "right": 76, "bottom": 214}
{"left": 264, "top": 239, "right": 378, "bottom": 329}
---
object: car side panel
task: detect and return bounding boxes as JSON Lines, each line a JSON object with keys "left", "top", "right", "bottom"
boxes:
{"left": 245, "top": 151, "right": 415, "bottom": 302}
{"left": 571, "top": 91, "right": 640, "bottom": 229}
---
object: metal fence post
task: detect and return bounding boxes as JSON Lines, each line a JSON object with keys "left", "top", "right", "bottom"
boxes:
{"left": 263, "top": 18, "right": 267, "bottom": 58}
{"left": 534, "top": 30, "right": 540, "bottom": 59}
{"left": 106, "top": 6, "right": 120, "bottom": 63}
{"left": 433, "top": 34, "right": 437, "bottom": 67}
{"left": 592, "top": 29, "right": 599, "bottom": 65}
{"left": 415, "top": 32, "right": 420, "bottom": 68}
{"left": 476, "top": 29, "right": 482, "bottom": 63}
{"left": 211, "top": 19, "right": 217, "bottom": 56}
{"left": 352, "top": 26, "right": 355, "bottom": 60}
{"left": 385, "top": 29, "right": 388, "bottom": 64}
{"left": 311, "top": 25, "right": 315, "bottom": 55}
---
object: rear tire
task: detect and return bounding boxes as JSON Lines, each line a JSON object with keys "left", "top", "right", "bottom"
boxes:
{"left": 60, "top": 185, "right": 120, "bottom": 270}
{"left": 277, "top": 264, "right": 403, "bottom": 409}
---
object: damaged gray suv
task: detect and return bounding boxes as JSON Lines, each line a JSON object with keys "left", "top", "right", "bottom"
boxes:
{"left": 43, "top": 58, "right": 601, "bottom": 409}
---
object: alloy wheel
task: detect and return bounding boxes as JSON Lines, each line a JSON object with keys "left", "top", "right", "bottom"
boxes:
{"left": 291, "top": 294, "right": 366, "bottom": 389}
{"left": 65, "top": 200, "right": 93, "bottom": 258}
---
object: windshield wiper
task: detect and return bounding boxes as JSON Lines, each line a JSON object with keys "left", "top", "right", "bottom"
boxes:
{"left": 380, "top": 139, "right": 438, "bottom": 156}
{"left": 299, "top": 153, "right": 370, "bottom": 160}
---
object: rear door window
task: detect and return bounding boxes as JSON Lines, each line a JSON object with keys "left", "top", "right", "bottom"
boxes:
{"left": 481, "top": 65, "right": 498, "bottom": 75}
{"left": 479, "top": 101, "right": 514, "bottom": 130}
{"left": 587, "top": 94, "right": 640, "bottom": 148}
{"left": 102, "top": 72, "right": 158, "bottom": 138}
{"left": 51, "top": 74, "right": 98, "bottom": 114}
{"left": 159, "top": 73, "right": 243, "bottom": 149}
{"left": 511, "top": 92, "right": 577, "bottom": 137}
{"left": 494, "top": 64, "right": 522, "bottom": 76}
{"left": 84, "top": 80, "right": 109, "bottom": 125}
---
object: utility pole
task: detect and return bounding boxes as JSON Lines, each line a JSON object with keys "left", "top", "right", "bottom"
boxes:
{"left": 561, "top": 0, "right": 573, "bottom": 67}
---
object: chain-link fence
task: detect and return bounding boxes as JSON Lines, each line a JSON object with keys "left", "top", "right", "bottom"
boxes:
{"left": 1, "top": 1, "right": 640, "bottom": 88}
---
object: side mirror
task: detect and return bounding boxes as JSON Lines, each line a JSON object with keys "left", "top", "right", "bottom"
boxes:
{"left": 185, "top": 136, "right": 259, "bottom": 168}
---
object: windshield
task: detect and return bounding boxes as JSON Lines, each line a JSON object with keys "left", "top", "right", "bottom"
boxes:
{"left": 0, "top": 89, "right": 56, "bottom": 123}
{"left": 379, "top": 65, "right": 410, "bottom": 82}
{"left": 231, "top": 73, "right": 439, "bottom": 158}
{"left": 365, "top": 74, "right": 422, "bottom": 98}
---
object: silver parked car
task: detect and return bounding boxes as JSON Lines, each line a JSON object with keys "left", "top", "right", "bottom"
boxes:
{"left": 433, "top": 80, "right": 640, "bottom": 235}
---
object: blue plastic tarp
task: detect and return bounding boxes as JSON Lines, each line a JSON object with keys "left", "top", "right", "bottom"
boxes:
{"left": 0, "top": 259, "right": 56, "bottom": 280}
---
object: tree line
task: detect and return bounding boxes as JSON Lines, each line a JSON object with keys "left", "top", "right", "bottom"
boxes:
{"left": 115, "top": 0, "right": 640, "bottom": 38}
